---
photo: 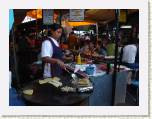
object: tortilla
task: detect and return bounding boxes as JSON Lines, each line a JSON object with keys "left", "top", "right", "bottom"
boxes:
{"left": 23, "top": 89, "right": 33, "bottom": 95}
{"left": 48, "top": 80, "right": 62, "bottom": 88}
{"left": 39, "top": 77, "right": 61, "bottom": 84}
{"left": 78, "top": 78, "right": 90, "bottom": 85}
{"left": 61, "top": 86, "right": 76, "bottom": 92}
{"left": 52, "top": 77, "right": 60, "bottom": 81}
{"left": 39, "top": 79, "right": 49, "bottom": 84}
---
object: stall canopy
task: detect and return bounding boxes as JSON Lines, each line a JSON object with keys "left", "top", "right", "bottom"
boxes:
{"left": 13, "top": 9, "right": 138, "bottom": 25}
{"left": 85, "top": 9, "right": 138, "bottom": 24}
{"left": 68, "top": 21, "right": 96, "bottom": 27}
{"left": 25, "top": 9, "right": 97, "bottom": 27}
{"left": 26, "top": 9, "right": 42, "bottom": 19}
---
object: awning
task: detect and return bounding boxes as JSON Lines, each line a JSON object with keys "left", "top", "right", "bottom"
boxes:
{"left": 68, "top": 21, "right": 96, "bottom": 27}
{"left": 13, "top": 9, "right": 138, "bottom": 25}
{"left": 26, "top": 9, "right": 42, "bottom": 19}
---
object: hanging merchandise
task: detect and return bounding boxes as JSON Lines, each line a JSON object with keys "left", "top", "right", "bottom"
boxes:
{"left": 43, "top": 9, "right": 54, "bottom": 25}
{"left": 26, "top": 9, "right": 42, "bottom": 19}
{"left": 70, "top": 9, "right": 85, "bottom": 21}
{"left": 119, "top": 9, "right": 127, "bottom": 23}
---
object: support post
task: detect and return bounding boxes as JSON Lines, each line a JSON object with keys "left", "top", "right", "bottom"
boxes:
{"left": 96, "top": 23, "right": 99, "bottom": 44}
{"left": 112, "top": 9, "right": 120, "bottom": 105}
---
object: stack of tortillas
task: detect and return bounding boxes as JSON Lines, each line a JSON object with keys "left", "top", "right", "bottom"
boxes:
{"left": 39, "top": 77, "right": 62, "bottom": 88}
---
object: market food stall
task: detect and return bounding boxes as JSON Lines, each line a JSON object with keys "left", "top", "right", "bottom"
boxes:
{"left": 9, "top": 9, "right": 139, "bottom": 106}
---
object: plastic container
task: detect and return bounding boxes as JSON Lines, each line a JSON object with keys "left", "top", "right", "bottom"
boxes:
{"left": 86, "top": 65, "right": 95, "bottom": 75}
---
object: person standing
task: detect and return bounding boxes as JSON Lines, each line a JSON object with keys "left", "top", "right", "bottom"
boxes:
{"left": 120, "top": 39, "right": 139, "bottom": 84}
{"left": 100, "top": 37, "right": 108, "bottom": 56}
{"left": 41, "top": 23, "right": 66, "bottom": 78}
{"left": 121, "top": 40, "right": 138, "bottom": 68}
{"left": 68, "top": 32, "right": 78, "bottom": 50}
{"left": 16, "top": 31, "right": 32, "bottom": 85}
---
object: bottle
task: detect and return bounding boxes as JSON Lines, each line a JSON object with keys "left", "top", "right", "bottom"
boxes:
{"left": 77, "top": 53, "right": 81, "bottom": 64}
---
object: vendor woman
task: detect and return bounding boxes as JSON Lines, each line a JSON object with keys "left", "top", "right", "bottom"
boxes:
{"left": 41, "top": 23, "right": 66, "bottom": 78}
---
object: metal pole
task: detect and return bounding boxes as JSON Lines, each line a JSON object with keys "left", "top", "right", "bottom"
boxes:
{"left": 42, "top": 9, "right": 44, "bottom": 37}
{"left": 36, "top": 9, "right": 38, "bottom": 41}
{"left": 59, "top": 10, "right": 62, "bottom": 44}
{"left": 59, "top": 10, "right": 62, "bottom": 25}
{"left": 96, "top": 23, "right": 98, "bottom": 44}
{"left": 112, "top": 9, "right": 119, "bottom": 105}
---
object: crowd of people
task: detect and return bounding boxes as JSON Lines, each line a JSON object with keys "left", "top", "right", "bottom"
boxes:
{"left": 9, "top": 23, "right": 139, "bottom": 87}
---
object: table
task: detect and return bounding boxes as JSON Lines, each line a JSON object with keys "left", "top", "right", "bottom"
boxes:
{"left": 89, "top": 70, "right": 129, "bottom": 106}
{"left": 22, "top": 80, "right": 92, "bottom": 106}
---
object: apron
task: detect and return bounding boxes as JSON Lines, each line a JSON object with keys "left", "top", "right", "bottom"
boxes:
{"left": 49, "top": 38, "right": 63, "bottom": 77}
{"left": 42, "top": 37, "right": 63, "bottom": 78}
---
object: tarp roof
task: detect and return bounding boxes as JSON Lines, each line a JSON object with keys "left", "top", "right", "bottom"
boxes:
{"left": 13, "top": 9, "right": 138, "bottom": 26}
{"left": 67, "top": 21, "right": 96, "bottom": 27}
{"left": 85, "top": 9, "right": 138, "bottom": 24}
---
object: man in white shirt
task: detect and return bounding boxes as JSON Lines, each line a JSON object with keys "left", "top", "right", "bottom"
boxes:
{"left": 122, "top": 44, "right": 137, "bottom": 64}
{"left": 121, "top": 41, "right": 139, "bottom": 84}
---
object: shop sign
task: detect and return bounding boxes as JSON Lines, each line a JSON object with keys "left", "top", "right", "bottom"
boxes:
{"left": 70, "top": 9, "right": 84, "bottom": 21}
{"left": 119, "top": 10, "right": 127, "bottom": 23}
{"left": 43, "top": 9, "right": 54, "bottom": 25}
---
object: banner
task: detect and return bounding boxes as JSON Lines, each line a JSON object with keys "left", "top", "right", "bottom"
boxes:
{"left": 119, "top": 9, "right": 127, "bottom": 23}
{"left": 9, "top": 9, "right": 14, "bottom": 31}
{"left": 70, "top": 9, "right": 84, "bottom": 21}
{"left": 43, "top": 9, "right": 54, "bottom": 25}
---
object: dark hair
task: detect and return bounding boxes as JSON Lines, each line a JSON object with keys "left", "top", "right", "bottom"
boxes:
{"left": 50, "top": 23, "right": 62, "bottom": 31}
{"left": 70, "top": 31, "right": 74, "bottom": 34}
{"left": 48, "top": 23, "right": 62, "bottom": 36}
{"left": 126, "top": 38, "right": 137, "bottom": 45}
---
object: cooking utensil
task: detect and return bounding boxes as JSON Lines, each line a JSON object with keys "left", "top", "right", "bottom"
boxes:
{"left": 65, "top": 69, "right": 78, "bottom": 81}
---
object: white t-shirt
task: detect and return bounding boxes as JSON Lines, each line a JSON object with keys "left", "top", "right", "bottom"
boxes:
{"left": 41, "top": 37, "right": 59, "bottom": 78}
{"left": 85, "top": 36, "right": 90, "bottom": 40}
{"left": 122, "top": 44, "right": 137, "bottom": 64}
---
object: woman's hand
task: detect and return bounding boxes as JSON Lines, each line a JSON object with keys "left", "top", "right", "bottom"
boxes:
{"left": 56, "top": 59, "right": 66, "bottom": 70}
